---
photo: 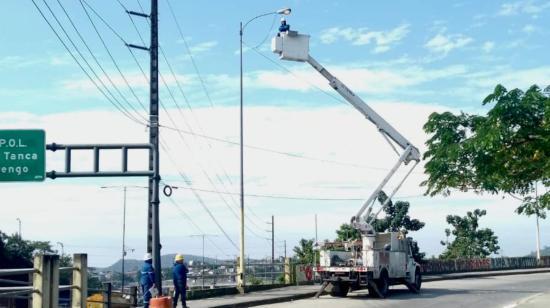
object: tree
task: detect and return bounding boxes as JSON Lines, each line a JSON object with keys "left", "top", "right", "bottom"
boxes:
{"left": 335, "top": 192, "right": 426, "bottom": 262}
{"left": 423, "top": 85, "right": 550, "bottom": 218}
{"left": 0, "top": 231, "right": 55, "bottom": 269}
{"left": 335, "top": 224, "right": 360, "bottom": 241}
{"left": 371, "top": 191, "right": 426, "bottom": 233}
{"left": 293, "top": 239, "right": 318, "bottom": 264}
{"left": 440, "top": 209, "right": 500, "bottom": 259}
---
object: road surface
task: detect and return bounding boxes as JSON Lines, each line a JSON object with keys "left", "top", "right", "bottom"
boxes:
{"left": 257, "top": 272, "right": 550, "bottom": 308}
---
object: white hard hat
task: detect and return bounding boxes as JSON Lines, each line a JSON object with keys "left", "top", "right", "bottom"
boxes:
{"left": 143, "top": 253, "right": 152, "bottom": 260}
{"left": 281, "top": 17, "right": 286, "bottom": 22}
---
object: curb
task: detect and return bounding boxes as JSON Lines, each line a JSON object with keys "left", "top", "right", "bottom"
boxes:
{"left": 423, "top": 268, "right": 550, "bottom": 282}
{"left": 196, "top": 269, "right": 550, "bottom": 308}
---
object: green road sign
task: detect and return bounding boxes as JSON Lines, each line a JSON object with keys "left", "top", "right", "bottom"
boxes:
{"left": 0, "top": 129, "right": 46, "bottom": 182}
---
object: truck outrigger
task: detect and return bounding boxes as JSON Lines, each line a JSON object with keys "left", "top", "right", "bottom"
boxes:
{"left": 272, "top": 20, "right": 422, "bottom": 298}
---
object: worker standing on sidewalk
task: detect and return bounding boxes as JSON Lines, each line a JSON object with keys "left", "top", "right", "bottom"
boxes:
{"left": 173, "top": 254, "right": 189, "bottom": 308}
{"left": 140, "top": 253, "right": 156, "bottom": 308}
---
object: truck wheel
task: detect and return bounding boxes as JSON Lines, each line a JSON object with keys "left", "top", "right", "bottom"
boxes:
{"left": 375, "top": 271, "right": 390, "bottom": 298}
{"left": 406, "top": 268, "right": 422, "bottom": 293}
{"left": 329, "top": 282, "right": 349, "bottom": 297}
{"left": 414, "top": 269, "right": 422, "bottom": 291}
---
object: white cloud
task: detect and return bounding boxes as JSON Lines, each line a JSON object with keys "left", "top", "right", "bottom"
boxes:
{"left": 320, "top": 24, "right": 410, "bottom": 53}
{"left": 189, "top": 40, "right": 218, "bottom": 54}
{"left": 3, "top": 103, "right": 548, "bottom": 265}
{"left": 522, "top": 24, "right": 537, "bottom": 34}
{"left": 498, "top": 1, "right": 550, "bottom": 16}
{"left": 241, "top": 64, "right": 467, "bottom": 94}
{"left": 466, "top": 66, "right": 550, "bottom": 90}
{"left": 425, "top": 32, "right": 473, "bottom": 56}
{"left": 482, "top": 41, "right": 495, "bottom": 53}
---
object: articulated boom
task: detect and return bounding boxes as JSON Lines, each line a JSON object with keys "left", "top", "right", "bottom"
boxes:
{"left": 272, "top": 30, "right": 420, "bottom": 235}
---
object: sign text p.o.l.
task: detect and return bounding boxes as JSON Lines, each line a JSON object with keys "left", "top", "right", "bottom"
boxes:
{"left": 0, "top": 129, "right": 45, "bottom": 182}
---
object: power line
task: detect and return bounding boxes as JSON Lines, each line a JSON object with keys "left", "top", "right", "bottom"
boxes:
{"left": 160, "top": 141, "right": 239, "bottom": 251}
{"left": 30, "top": 0, "right": 146, "bottom": 126}
{"left": 166, "top": 197, "right": 227, "bottom": 255}
{"left": 162, "top": 182, "right": 426, "bottom": 201}
{"left": 78, "top": 0, "right": 149, "bottom": 114}
{"left": 164, "top": 0, "right": 214, "bottom": 108}
{"left": 126, "top": 1, "right": 272, "bottom": 240}
{"left": 42, "top": 0, "right": 144, "bottom": 124}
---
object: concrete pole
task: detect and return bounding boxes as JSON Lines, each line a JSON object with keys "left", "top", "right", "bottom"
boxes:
{"left": 71, "top": 254, "right": 88, "bottom": 308}
{"left": 238, "top": 20, "right": 246, "bottom": 293}
{"left": 32, "top": 254, "right": 59, "bottom": 308}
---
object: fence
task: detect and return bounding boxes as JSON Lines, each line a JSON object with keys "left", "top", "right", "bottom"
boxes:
{"left": 0, "top": 254, "right": 87, "bottom": 308}
{"left": 421, "top": 256, "right": 550, "bottom": 274}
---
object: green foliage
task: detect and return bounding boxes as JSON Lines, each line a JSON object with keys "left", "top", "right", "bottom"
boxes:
{"left": 440, "top": 209, "right": 500, "bottom": 259}
{"left": 371, "top": 191, "right": 426, "bottom": 233}
{"left": 292, "top": 239, "right": 319, "bottom": 264}
{"left": 248, "top": 275, "right": 263, "bottom": 286}
{"left": 423, "top": 85, "right": 550, "bottom": 218}
{"left": 0, "top": 230, "right": 55, "bottom": 268}
{"left": 335, "top": 224, "right": 360, "bottom": 241}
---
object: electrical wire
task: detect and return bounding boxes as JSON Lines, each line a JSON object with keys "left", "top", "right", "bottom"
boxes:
{"left": 78, "top": 0, "right": 149, "bottom": 114}
{"left": 30, "top": 0, "right": 146, "bottom": 126}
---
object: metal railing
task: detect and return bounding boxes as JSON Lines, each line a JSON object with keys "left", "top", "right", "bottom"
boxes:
{"left": 0, "top": 254, "right": 87, "bottom": 308}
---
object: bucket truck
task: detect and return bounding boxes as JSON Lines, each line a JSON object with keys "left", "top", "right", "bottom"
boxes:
{"left": 272, "top": 24, "right": 422, "bottom": 298}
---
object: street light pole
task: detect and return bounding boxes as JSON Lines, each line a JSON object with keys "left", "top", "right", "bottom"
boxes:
{"left": 238, "top": 7, "right": 291, "bottom": 292}
{"left": 56, "top": 242, "right": 64, "bottom": 256}
{"left": 122, "top": 186, "right": 127, "bottom": 292}
{"left": 16, "top": 218, "right": 21, "bottom": 238}
{"left": 101, "top": 185, "right": 146, "bottom": 291}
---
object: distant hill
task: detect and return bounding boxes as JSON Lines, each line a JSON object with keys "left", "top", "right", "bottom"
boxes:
{"left": 104, "top": 254, "right": 228, "bottom": 272}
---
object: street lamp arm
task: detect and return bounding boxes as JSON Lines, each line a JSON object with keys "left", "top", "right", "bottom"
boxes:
{"left": 242, "top": 12, "right": 277, "bottom": 32}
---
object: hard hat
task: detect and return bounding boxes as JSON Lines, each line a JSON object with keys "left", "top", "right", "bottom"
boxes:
{"left": 143, "top": 253, "right": 152, "bottom": 261}
{"left": 281, "top": 17, "right": 286, "bottom": 22}
{"left": 174, "top": 254, "right": 184, "bottom": 261}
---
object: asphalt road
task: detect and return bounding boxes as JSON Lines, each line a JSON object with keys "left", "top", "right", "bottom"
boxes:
{"left": 257, "top": 272, "right": 550, "bottom": 308}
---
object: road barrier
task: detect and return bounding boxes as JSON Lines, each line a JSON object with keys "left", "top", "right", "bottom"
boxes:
{"left": 0, "top": 254, "right": 87, "bottom": 308}
{"left": 421, "top": 256, "right": 550, "bottom": 274}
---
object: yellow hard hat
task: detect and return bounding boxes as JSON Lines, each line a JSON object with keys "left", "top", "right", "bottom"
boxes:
{"left": 174, "top": 254, "right": 184, "bottom": 261}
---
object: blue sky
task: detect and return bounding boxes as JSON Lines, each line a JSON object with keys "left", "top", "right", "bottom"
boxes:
{"left": 1, "top": 0, "right": 550, "bottom": 266}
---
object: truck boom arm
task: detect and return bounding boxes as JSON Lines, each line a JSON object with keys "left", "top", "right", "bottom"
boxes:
{"left": 272, "top": 30, "right": 420, "bottom": 233}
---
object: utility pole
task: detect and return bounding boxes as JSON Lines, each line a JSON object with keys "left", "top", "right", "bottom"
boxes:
{"left": 265, "top": 216, "right": 274, "bottom": 283}
{"left": 271, "top": 216, "right": 275, "bottom": 265}
{"left": 284, "top": 240, "right": 287, "bottom": 259}
{"left": 122, "top": 186, "right": 127, "bottom": 292}
{"left": 189, "top": 234, "right": 218, "bottom": 290}
{"left": 147, "top": 0, "right": 162, "bottom": 294}
{"left": 314, "top": 214, "right": 318, "bottom": 266}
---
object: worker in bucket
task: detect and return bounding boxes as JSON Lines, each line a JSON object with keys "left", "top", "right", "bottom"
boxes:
{"left": 173, "top": 254, "right": 189, "bottom": 308}
{"left": 278, "top": 17, "right": 290, "bottom": 34}
{"left": 140, "top": 253, "right": 156, "bottom": 308}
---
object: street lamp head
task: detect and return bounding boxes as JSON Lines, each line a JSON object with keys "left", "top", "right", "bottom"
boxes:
{"left": 276, "top": 8, "right": 291, "bottom": 15}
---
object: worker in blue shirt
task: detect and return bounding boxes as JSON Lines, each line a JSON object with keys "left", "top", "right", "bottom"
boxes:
{"left": 172, "top": 254, "right": 189, "bottom": 308}
{"left": 279, "top": 17, "right": 290, "bottom": 33}
{"left": 140, "top": 253, "right": 155, "bottom": 308}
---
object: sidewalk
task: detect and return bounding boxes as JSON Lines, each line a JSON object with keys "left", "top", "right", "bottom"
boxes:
{"left": 184, "top": 285, "right": 319, "bottom": 308}
{"left": 183, "top": 268, "right": 550, "bottom": 308}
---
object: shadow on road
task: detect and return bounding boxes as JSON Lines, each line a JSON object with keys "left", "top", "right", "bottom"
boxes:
{"left": 332, "top": 287, "right": 543, "bottom": 301}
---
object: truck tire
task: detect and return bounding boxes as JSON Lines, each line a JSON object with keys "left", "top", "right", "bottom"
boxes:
{"left": 406, "top": 267, "right": 422, "bottom": 293}
{"left": 413, "top": 268, "right": 422, "bottom": 291}
{"left": 375, "top": 270, "right": 390, "bottom": 298}
{"left": 329, "top": 282, "right": 349, "bottom": 297}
